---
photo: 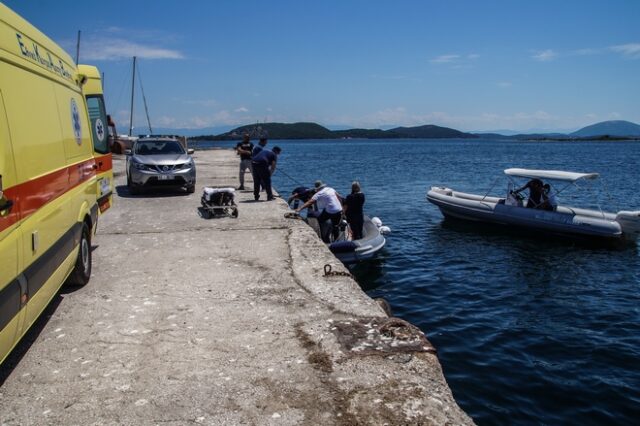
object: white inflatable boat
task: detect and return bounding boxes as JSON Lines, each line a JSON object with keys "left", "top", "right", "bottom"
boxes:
{"left": 323, "top": 216, "right": 389, "bottom": 264}
{"left": 427, "top": 168, "right": 640, "bottom": 244}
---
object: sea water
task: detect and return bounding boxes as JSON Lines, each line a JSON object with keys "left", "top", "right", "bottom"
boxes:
{"left": 195, "top": 138, "right": 640, "bottom": 425}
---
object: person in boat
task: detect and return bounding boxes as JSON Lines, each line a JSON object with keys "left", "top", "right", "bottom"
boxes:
{"left": 539, "top": 183, "right": 558, "bottom": 211}
{"left": 295, "top": 181, "right": 343, "bottom": 243}
{"left": 344, "top": 181, "right": 365, "bottom": 240}
{"left": 513, "top": 178, "right": 544, "bottom": 208}
{"left": 252, "top": 145, "right": 281, "bottom": 201}
{"left": 235, "top": 134, "right": 254, "bottom": 190}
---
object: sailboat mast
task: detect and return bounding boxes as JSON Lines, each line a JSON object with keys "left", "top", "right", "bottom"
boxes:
{"left": 75, "top": 30, "right": 81, "bottom": 64}
{"left": 138, "top": 68, "right": 153, "bottom": 134}
{"left": 128, "top": 56, "right": 136, "bottom": 136}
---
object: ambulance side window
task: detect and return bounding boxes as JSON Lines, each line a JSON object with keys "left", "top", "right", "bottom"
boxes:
{"left": 86, "top": 95, "right": 109, "bottom": 154}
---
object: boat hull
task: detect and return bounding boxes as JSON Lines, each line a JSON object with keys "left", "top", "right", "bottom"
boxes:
{"left": 329, "top": 218, "right": 386, "bottom": 263}
{"left": 305, "top": 214, "right": 386, "bottom": 264}
{"left": 427, "top": 187, "right": 624, "bottom": 242}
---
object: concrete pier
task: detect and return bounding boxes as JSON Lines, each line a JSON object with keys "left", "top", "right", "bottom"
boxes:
{"left": 0, "top": 149, "right": 474, "bottom": 425}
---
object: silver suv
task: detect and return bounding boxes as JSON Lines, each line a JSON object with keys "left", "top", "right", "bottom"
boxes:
{"left": 126, "top": 137, "right": 196, "bottom": 194}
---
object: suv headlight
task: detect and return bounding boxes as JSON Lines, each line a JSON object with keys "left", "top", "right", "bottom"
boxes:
{"left": 133, "top": 161, "right": 148, "bottom": 171}
{"left": 179, "top": 159, "right": 194, "bottom": 169}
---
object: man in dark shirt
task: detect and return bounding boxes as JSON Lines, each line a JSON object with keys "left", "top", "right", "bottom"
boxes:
{"left": 344, "top": 181, "right": 365, "bottom": 239}
{"left": 250, "top": 137, "right": 268, "bottom": 192}
{"left": 513, "top": 178, "right": 544, "bottom": 208}
{"left": 252, "top": 146, "right": 281, "bottom": 201}
{"left": 235, "top": 134, "right": 253, "bottom": 190}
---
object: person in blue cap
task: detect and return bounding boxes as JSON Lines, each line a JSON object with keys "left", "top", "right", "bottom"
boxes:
{"left": 252, "top": 145, "right": 281, "bottom": 201}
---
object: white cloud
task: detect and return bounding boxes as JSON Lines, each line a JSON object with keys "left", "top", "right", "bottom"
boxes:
{"left": 235, "top": 107, "right": 249, "bottom": 113}
{"left": 573, "top": 48, "right": 601, "bottom": 56}
{"left": 81, "top": 38, "right": 184, "bottom": 61}
{"left": 532, "top": 49, "right": 557, "bottom": 62}
{"left": 430, "top": 54, "right": 460, "bottom": 64}
{"left": 155, "top": 116, "right": 178, "bottom": 126}
{"left": 182, "top": 99, "right": 218, "bottom": 108}
{"left": 497, "top": 82, "right": 512, "bottom": 88}
{"left": 610, "top": 43, "right": 640, "bottom": 58}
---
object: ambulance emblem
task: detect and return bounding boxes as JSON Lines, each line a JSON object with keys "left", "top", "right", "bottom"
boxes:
{"left": 71, "top": 98, "right": 82, "bottom": 145}
{"left": 95, "top": 118, "right": 105, "bottom": 142}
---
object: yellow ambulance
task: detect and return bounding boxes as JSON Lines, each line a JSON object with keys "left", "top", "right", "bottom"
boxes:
{"left": 0, "top": 3, "right": 113, "bottom": 364}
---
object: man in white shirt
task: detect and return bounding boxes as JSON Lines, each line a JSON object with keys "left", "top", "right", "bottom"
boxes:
{"left": 296, "top": 180, "right": 343, "bottom": 242}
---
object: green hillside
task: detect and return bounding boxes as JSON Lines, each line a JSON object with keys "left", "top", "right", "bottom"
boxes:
{"left": 193, "top": 121, "right": 478, "bottom": 140}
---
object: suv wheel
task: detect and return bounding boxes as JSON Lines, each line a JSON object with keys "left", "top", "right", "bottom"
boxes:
{"left": 127, "top": 174, "right": 140, "bottom": 195}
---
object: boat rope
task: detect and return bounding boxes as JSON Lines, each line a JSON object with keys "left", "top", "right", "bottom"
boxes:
{"left": 275, "top": 167, "right": 305, "bottom": 186}
{"left": 323, "top": 264, "right": 354, "bottom": 279}
{"left": 284, "top": 212, "right": 302, "bottom": 220}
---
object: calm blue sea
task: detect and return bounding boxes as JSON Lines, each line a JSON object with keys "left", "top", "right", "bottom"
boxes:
{"left": 194, "top": 138, "right": 640, "bottom": 425}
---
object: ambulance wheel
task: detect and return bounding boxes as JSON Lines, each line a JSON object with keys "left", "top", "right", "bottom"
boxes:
{"left": 66, "top": 223, "right": 92, "bottom": 286}
{"left": 232, "top": 208, "right": 239, "bottom": 218}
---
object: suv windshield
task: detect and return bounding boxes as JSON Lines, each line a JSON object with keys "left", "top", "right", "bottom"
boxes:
{"left": 135, "top": 140, "right": 185, "bottom": 155}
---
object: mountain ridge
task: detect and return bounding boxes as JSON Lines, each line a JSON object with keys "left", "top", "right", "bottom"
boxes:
{"left": 188, "top": 120, "right": 640, "bottom": 141}
{"left": 192, "top": 122, "right": 478, "bottom": 140}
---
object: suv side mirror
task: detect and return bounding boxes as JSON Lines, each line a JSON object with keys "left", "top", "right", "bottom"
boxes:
{"left": 124, "top": 149, "right": 132, "bottom": 155}
{"left": 187, "top": 148, "right": 194, "bottom": 155}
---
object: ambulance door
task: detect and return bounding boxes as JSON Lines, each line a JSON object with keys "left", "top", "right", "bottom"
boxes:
{"left": 85, "top": 94, "right": 113, "bottom": 213}
{"left": 0, "top": 90, "right": 25, "bottom": 362}
{"left": 4, "top": 64, "right": 69, "bottom": 331}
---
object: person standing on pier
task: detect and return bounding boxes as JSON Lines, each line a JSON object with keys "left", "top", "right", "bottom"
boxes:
{"left": 251, "top": 137, "right": 268, "bottom": 192}
{"left": 235, "top": 134, "right": 254, "bottom": 190}
{"left": 252, "top": 145, "right": 281, "bottom": 201}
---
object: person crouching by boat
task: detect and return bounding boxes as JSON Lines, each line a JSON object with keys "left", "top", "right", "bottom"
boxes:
{"left": 288, "top": 186, "right": 314, "bottom": 210}
{"left": 539, "top": 183, "right": 558, "bottom": 211}
{"left": 513, "top": 178, "right": 544, "bottom": 208}
{"left": 235, "top": 134, "right": 254, "bottom": 190}
{"left": 344, "top": 181, "right": 365, "bottom": 240}
{"left": 296, "top": 181, "right": 343, "bottom": 242}
{"left": 252, "top": 146, "right": 281, "bottom": 201}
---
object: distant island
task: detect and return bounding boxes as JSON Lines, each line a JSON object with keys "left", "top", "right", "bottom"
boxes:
{"left": 190, "top": 122, "right": 477, "bottom": 141}
{"left": 188, "top": 120, "right": 640, "bottom": 141}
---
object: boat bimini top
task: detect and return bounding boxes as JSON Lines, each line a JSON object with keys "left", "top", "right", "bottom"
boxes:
{"left": 504, "top": 168, "right": 599, "bottom": 182}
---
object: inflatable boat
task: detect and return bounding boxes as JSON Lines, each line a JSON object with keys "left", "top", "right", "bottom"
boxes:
{"left": 427, "top": 168, "right": 640, "bottom": 244}
{"left": 321, "top": 216, "right": 389, "bottom": 264}
{"left": 289, "top": 198, "right": 390, "bottom": 263}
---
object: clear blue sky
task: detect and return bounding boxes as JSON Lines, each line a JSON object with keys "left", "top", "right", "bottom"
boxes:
{"left": 4, "top": 0, "right": 639, "bottom": 133}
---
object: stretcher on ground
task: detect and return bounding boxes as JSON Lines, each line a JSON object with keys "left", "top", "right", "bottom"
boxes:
{"left": 201, "top": 187, "right": 238, "bottom": 218}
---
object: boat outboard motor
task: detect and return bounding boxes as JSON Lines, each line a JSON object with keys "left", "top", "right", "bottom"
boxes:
{"left": 615, "top": 211, "right": 640, "bottom": 241}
